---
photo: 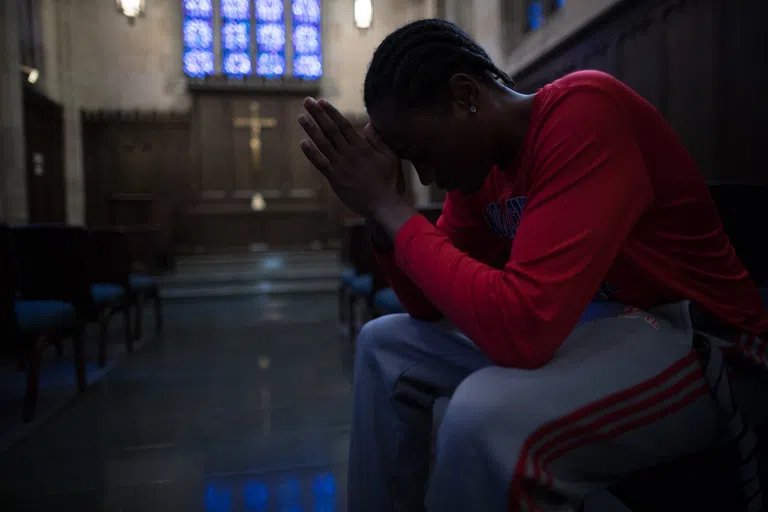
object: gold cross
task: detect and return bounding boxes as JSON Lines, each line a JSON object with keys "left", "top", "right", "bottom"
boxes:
{"left": 233, "top": 102, "right": 278, "bottom": 172}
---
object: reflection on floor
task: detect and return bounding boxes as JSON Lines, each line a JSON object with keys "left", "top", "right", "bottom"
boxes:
{"left": 0, "top": 252, "right": 352, "bottom": 511}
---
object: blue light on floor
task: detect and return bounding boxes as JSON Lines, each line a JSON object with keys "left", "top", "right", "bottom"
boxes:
{"left": 312, "top": 473, "right": 336, "bottom": 512}
{"left": 244, "top": 481, "right": 269, "bottom": 511}
{"left": 262, "top": 256, "right": 285, "bottom": 270}
{"left": 278, "top": 477, "right": 303, "bottom": 512}
{"left": 205, "top": 483, "right": 233, "bottom": 512}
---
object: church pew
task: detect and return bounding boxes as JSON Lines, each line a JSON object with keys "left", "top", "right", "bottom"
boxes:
{"left": 12, "top": 225, "right": 130, "bottom": 368}
{"left": 0, "top": 224, "right": 86, "bottom": 422}
{"left": 90, "top": 227, "right": 163, "bottom": 346}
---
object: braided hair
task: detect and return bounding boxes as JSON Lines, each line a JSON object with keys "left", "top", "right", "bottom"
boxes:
{"left": 363, "top": 19, "right": 515, "bottom": 112}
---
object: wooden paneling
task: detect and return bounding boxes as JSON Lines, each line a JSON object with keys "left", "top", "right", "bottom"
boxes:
{"left": 82, "top": 111, "right": 191, "bottom": 250}
{"left": 512, "top": 0, "right": 768, "bottom": 184}
{"left": 23, "top": 85, "right": 65, "bottom": 223}
{"left": 183, "top": 91, "right": 337, "bottom": 252}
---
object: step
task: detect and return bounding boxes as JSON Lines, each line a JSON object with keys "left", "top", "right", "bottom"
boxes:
{"left": 161, "top": 279, "right": 338, "bottom": 300}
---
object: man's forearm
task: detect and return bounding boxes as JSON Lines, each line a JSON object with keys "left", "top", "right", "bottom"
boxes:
{"left": 371, "top": 197, "right": 419, "bottom": 241}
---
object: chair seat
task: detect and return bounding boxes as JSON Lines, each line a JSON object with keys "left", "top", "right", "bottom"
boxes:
{"left": 341, "top": 268, "right": 357, "bottom": 287}
{"left": 91, "top": 283, "right": 126, "bottom": 307}
{"left": 374, "top": 288, "right": 404, "bottom": 315}
{"left": 349, "top": 274, "right": 374, "bottom": 296}
{"left": 129, "top": 274, "right": 157, "bottom": 292}
{"left": 14, "top": 300, "right": 77, "bottom": 335}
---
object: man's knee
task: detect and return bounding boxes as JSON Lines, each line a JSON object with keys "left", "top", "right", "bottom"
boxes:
{"left": 438, "top": 367, "right": 531, "bottom": 453}
{"left": 355, "top": 314, "right": 416, "bottom": 368}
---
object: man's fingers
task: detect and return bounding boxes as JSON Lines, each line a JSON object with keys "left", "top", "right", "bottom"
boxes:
{"left": 318, "top": 99, "right": 364, "bottom": 146}
{"left": 364, "top": 123, "right": 398, "bottom": 160}
{"left": 303, "top": 97, "right": 349, "bottom": 151}
{"left": 300, "top": 139, "right": 333, "bottom": 178}
{"left": 298, "top": 114, "right": 340, "bottom": 164}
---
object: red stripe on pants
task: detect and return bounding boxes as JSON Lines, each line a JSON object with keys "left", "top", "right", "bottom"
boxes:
{"left": 508, "top": 352, "right": 700, "bottom": 511}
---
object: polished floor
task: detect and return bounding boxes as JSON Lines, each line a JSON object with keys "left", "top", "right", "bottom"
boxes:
{"left": 0, "top": 253, "right": 351, "bottom": 511}
{"left": 0, "top": 251, "right": 633, "bottom": 512}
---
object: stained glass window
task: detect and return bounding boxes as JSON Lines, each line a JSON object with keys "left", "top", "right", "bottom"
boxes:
{"left": 184, "top": 0, "right": 214, "bottom": 77}
{"left": 183, "top": 0, "right": 321, "bottom": 81}
{"left": 292, "top": 0, "right": 322, "bottom": 79}
{"left": 221, "top": 0, "right": 249, "bottom": 20}
{"left": 256, "top": 0, "right": 287, "bottom": 77}
{"left": 527, "top": 1, "right": 543, "bottom": 31}
{"left": 221, "top": 0, "right": 251, "bottom": 77}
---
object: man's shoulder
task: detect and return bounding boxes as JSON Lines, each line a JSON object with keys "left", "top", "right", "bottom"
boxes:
{"left": 549, "top": 70, "right": 625, "bottom": 94}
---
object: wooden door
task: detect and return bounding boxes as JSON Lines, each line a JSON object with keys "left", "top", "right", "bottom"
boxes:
{"left": 23, "top": 85, "right": 66, "bottom": 223}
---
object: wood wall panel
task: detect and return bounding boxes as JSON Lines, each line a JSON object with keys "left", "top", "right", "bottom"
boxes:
{"left": 512, "top": 0, "right": 768, "bottom": 184}
{"left": 82, "top": 112, "right": 191, "bottom": 251}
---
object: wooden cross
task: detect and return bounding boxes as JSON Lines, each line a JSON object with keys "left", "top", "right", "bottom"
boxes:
{"left": 233, "top": 102, "right": 278, "bottom": 172}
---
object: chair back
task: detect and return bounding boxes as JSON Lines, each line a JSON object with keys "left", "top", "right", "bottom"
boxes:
{"left": 90, "top": 227, "right": 132, "bottom": 288}
{"left": 707, "top": 183, "right": 768, "bottom": 286}
{"left": 0, "top": 224, "right": 20, "bottom": 344}
{"left": 12, "top": 225, "right": 95, "bottom": 313}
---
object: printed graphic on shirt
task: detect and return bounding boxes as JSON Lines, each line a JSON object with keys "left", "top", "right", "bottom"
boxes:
{"left": 484, "top": 196, "right": 618, "bottom": 301}
{"left": 484, "top": 197, "right": 527, "bottom": 239}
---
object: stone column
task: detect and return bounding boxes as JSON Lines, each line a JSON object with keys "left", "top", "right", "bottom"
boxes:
{"left": 57, "top": 0, "right": 85, "bottom": 225}
{"left": 0, "top": 0, "right": 29, "bottom": 224}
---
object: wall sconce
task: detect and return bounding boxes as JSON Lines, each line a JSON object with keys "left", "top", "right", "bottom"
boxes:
{"left": 116, "top": 0, "right": 146, "bottom": 24}
{"left": 354, "top": 0, "right": 373, "bottom": 29}
{"left": 20, "top": 65, "right": 39, "bottom": 84}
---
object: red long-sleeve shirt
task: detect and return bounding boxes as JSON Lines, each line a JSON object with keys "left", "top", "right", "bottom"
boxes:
{"left": 377, "top": 70, "right": 768, "bottom": 369}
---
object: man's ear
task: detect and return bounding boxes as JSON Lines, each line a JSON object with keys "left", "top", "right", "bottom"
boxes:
{"left": 448, "top": 73, "right": 480, "bottom": 120}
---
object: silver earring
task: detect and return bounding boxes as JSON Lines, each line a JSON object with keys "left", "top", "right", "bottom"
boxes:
{"left": 469, "top": 105, "right": 478, "bottom": 114}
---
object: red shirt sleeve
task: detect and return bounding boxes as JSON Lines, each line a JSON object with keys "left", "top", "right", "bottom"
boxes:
{"left": 375, "top": 192, "right": 507, "bottom": 321}
{"left": 392, "top": 88, "right": 654, "bottom": 368}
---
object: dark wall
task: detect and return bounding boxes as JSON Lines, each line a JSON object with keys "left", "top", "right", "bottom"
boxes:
{"left": 23, "top": 84, "right": 65, "bottom": 223}
{"left": 512, "top": 0, "right": 767, "bottom": 183}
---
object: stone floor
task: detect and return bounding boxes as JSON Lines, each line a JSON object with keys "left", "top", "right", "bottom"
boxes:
{"left": 0, "top": 252, "right": 351, "bottom": 511}
{"left": 0, "top": 251, "right": 631, "bottom": 511}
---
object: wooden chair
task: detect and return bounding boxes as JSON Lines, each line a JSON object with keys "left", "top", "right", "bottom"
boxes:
{"left": 90, "top": 227, "right": 163, "bottom": 344}
{"left": 338, "top": 219, "right": 367, "bottom": 337}
{"left": 0, "top": 224, "right": 86, "bottom": 422}
{"left": 12, "top": 225, "right": 130, "bottom": 368}
{"left": 371, "top": 204, "right": 444, "bottom": 318}
{"left": 589, "top": 182, "right": 768, "bottom": 510}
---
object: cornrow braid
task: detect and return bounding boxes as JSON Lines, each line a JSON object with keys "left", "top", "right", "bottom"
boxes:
{"left": 364, "top": 19, "right": 515, "bottom": 112}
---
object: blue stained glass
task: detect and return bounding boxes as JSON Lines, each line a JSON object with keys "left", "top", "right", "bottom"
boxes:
{"left": 292, "top": 0, "right": 320, "bottom": 24}
{"left": 257, "top": 23, "right": 286, "bottom": 53}
{"left": 222, "top": 22, "right": 250, "bottom": 51}
{"left": 528, "top": 1, "right": 543, "bottom": 30}
{"left": 223, "top": 52, "right": 252, "bottom": 75}
{"left": 221, "top": 0, "right": 249, "bottom": 19}
{"left": 184, "top": 19, "right": 214, "bottom": 49}
{"left": 294, "top": 55, "right": 321, "bottom": 78}
{"left": 255, "top": 0, "right": 284, "bottom": 22}
{"left": 244, "top": 481, "right": 269, "bottom": 510}
{"left": 184, "top": 50, "right": 215, "bottom": 76}
{"left": 293, "top": 24, "right": 319, "bottom": 54}
{"left": 184, "top": 0, "right": 213, "bottom": 18}
{"left": 256, "top": 53, "right": 285, "bottom": 76}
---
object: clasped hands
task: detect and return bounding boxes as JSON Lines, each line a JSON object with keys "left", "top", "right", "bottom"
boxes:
{"left": 298, "top": 97, "right": 416, "bottom": 239}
